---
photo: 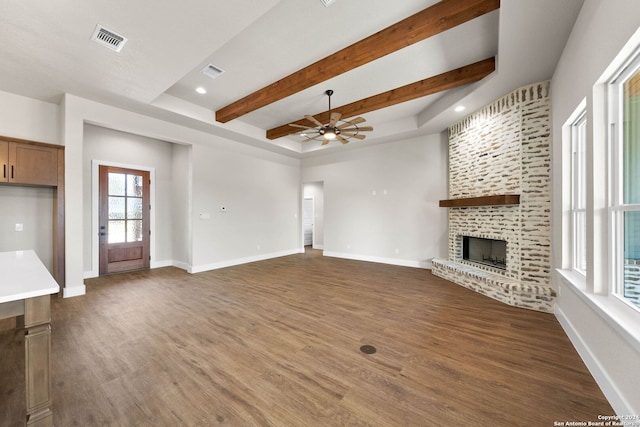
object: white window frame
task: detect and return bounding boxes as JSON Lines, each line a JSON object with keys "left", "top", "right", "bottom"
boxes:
{"left": 608, "top": 50, "right": 640, "bottom": 313}
{"left": 571, "top": 110, "right": 587, "bottom": 275}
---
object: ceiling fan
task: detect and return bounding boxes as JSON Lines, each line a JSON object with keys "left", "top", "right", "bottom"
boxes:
{"left": 289, "top": 90, "right": 373, "bottom": 145}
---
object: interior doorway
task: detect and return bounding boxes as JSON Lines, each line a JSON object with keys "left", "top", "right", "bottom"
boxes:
{"left": 303, "top": 181, "right": 324, "bottom": 250}
{"left": 98, "top": 165, "right": 150, "bottom": 274}
{"left": 303, "top": 197, "right": 314, "bottom": 246}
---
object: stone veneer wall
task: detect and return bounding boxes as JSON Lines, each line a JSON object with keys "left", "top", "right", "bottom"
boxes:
{"left": 432, "top": 81, "right": 555, "bottom": 312}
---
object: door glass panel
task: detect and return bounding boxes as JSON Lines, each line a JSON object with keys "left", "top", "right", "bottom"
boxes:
{"left": 127, "top": 197, "right": 143, "bottom": 219}
{"left": 127, "top": 174, "right": 143, "bottom": 197}
{"left": 109, "top": 220, "right": 126, "bottom": 243}
{"left": 109, "top": 173, "right": 126, "bottom": 196}
{"left": 127, "top": 220, "right": 143, "bottom": 242}
{"left": 106, "top": 171, "right": 146, "bottom": 242}
{"left": 109, "top": 196, "right": 125, "bottom": 219}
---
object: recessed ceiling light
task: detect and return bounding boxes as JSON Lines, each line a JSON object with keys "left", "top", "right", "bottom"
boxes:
{"left": 454, "top": 105, "right": 466, "bottom": 112}
{"left": 196, "top": 87, "right": 207, "bottom": 94}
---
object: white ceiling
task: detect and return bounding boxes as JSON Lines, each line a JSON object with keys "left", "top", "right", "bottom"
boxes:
{"left": 0, "top": 0, "right": 584, "bottom": 158}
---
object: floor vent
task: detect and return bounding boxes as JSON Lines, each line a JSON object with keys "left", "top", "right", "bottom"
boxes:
{"left": 360, "top": 345, "right": 376, "bottom": 354}
{"left": 91, "top": 25, "right": 127, "bottom": 52}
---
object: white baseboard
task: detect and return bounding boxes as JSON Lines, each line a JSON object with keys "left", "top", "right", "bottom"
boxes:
{"left": 323, "top": 251, "right": 431, "bottom": 269}
{"left": 189, "top": 249, "right": 303, "bottom": 274}
{"left": 63, "top": 285, "right": 86, "bottom": 298}
{"left": 555, "top": 305, "right": 634, "bottom": 415}
{"left": 312, "top": 244, "right": 324, "bottom": 250}
{"left": 171, "top": 260, "right": 190, "bottom": 271}
{"left": 151, "top": 259, "right": 174, "bottom": 269}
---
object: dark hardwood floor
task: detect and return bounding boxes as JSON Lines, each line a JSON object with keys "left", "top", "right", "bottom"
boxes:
{"left": 1, "top": 250, "right": 613, "bottom": 426}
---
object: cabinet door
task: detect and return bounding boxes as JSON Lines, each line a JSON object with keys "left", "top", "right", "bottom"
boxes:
{"left": 0, "top": 140, "right": 8, "bottom": 182}
{"left": 8, "top": 142, "right": 58, "bottom": 186}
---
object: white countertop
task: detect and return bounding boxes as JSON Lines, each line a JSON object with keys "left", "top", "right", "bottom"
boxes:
{"left": 0, "top": 250, "right": 60, "bottom": 303}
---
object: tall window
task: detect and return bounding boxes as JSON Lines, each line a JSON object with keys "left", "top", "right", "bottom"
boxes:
{"left": 611, "top": 58, "right": 640, "bottom": 310}
{"left": 571, "top": 111, "right": 587, "bottom": 275}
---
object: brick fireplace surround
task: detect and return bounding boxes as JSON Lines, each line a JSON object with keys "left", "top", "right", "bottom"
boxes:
{"left": 432, "top": 81, "right": 556, "bottom": 313}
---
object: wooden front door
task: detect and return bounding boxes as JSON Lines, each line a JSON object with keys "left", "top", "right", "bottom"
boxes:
{"left": 99, "top": 166, "right": 150, "bottom": 275}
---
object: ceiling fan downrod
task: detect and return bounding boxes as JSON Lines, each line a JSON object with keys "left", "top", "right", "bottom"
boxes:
{"left": 319, "top": 89, "right": 340, "bottom": 140}
{"left": 325, "top": 89, "right": 334, "bottom": 111}
{"left": 321, "top": 90, "right": 339, "bottom": 139}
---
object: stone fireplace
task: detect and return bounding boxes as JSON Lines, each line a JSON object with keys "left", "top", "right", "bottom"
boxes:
{"left": 432, "top": 81, "right": 556, "bottom": 313}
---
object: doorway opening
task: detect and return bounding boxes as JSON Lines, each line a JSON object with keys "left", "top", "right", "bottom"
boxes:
{"left": 303, "top": 197, "right": 314, "bottom": 247}
{"left": 303, "top": 181, "right": 324, "bottom": 251}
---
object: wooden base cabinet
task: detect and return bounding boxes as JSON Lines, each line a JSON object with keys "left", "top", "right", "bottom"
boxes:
{"left": 25, "top": 296, "right": 53, "bottom": 426}
{"left": 1, "top": 252, "right": 59, "bottom": 427}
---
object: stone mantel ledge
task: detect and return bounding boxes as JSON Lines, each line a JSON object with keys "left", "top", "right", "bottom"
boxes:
{"left": 432, "top": 258, "right": 556, "bottom": 313}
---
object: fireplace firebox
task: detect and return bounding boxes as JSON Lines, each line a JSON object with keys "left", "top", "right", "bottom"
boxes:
{"left": 462, "top": 236, "right": 507, "bottom": 270}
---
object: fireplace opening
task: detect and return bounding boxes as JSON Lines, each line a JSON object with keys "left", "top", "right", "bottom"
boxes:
{"left": 462, "top": 236, "right": 507, "bottom": 270}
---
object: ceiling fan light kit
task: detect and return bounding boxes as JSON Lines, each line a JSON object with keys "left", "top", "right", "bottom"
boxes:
{"left": 290, "top": 90, "right": 373, "bottom": 145}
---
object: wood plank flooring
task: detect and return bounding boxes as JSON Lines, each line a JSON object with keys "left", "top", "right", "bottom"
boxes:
{"left": 1, "top": 250, "right": 613, "bottom": 426}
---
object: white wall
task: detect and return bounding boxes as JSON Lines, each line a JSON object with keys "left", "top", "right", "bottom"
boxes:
{"left": 190, "top": 142, "right": 301, "bottom": 271}
{"left": 303, "top": 181, "right": 324, "bottom": 249}
{"left": 82, "top": 124, "right": 176, "bottom": 275}
{"left": 0, "top": 91, "right": 59, "bottom": 273}
{"left": 302, "top": 134, "right": 448, "bottom": 268}
{"left": 60, "top": 94, "right": 301, "bottom": 292}
{"left": 171, "top": 143, "right": 192, "bottom": 270}
{"left": 0, "top": 91, "right": 59, "bottom": 144}
{"left": 551, "top": 0, "right": 640, "bottom": 414}
{"left": 0, "top": 186, "right": 54, "bottom": 271}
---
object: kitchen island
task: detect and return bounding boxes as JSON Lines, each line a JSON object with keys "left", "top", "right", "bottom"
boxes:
{"left": 0, "top": 250, "right": 59, "bottom": 426}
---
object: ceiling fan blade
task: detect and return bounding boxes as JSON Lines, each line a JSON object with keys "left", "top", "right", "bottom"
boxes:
{"left": 305, "top": 115, "right": 324, "bottom": 127}
{"left": 329, "top": 112, "right": 342, "bottom": 127}
{"left": 338, "top": 117, "right": 366, "bottom": 128}
{"left": 340, "top": 126, "right": 373, "bottom": 133}
{"left": 336, "top": 135, "right": 349, "bottom": 144}
{"left": 321, "top": 138, "right": 331, "bottom": 145}
{"left": 341, "top": 132, "right": 367, "bottom": 140}
{"left": 289, "top": 123, "right": 315, "bottom": 129}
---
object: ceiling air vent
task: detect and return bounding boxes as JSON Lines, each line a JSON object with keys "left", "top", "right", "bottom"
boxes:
{"left": 91, "top": 25, "right": 127, "bottom": 52}
{"left": 320, "top": 0, "right": 337, "bottom": 6}
{"left": 201, "top": 64, "right": 225, "bottom": 80}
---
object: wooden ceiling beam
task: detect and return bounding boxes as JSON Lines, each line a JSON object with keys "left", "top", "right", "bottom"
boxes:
{"left": 266, "top": 57, "right": 495, "bottom": 140}
{"left": 215, "top": 0, "right": 500, "bottom": 123}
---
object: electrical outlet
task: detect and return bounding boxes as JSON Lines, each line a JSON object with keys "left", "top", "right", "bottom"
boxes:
{"left": 15, "top": 223, "right": 23, "bottom": 232}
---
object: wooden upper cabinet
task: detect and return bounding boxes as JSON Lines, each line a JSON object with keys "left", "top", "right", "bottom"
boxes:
{"left": 1, "top": 140, "right": 59, "bottom": 186}
{"left": 0, "top": 140, "right": 8, "bottom": 182}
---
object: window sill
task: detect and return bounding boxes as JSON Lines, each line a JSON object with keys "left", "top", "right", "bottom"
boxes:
{"left": 556, "top": 268, "right": 640, "bottom": 354}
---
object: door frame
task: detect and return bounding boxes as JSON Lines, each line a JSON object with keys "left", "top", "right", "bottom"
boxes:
{"left": 88, "top": 160, "right": 156, "bottom": 278}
